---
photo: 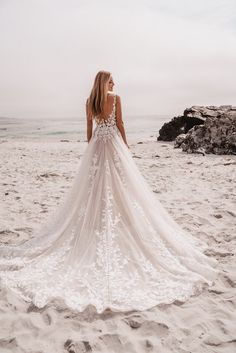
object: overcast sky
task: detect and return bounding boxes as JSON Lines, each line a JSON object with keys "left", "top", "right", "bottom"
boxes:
{"left": 0, "top": 0, "right": 236, "bottom": 119}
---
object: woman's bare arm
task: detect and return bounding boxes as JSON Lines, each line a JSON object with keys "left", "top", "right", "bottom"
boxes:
{"left": 86, "top": 99, "right": 93, "bottom": 143}
{"left": 116, "top": 95, "right": 129, "bottom": 148}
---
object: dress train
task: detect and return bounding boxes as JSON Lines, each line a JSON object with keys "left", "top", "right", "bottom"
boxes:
{"left": 0, "top": 94, "right": 218, "bottom": 313}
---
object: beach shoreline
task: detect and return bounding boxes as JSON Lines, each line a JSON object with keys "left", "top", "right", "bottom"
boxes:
{"left": 0, "top": 136, "right": 235, "bottom": 353}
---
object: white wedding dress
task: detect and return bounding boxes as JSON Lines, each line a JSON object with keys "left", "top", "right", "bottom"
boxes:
{"left": 0, "top": 94, "right": 218, "bottom": 313}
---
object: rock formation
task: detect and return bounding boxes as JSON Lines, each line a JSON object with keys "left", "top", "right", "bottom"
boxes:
{"left": 158, "top": 105, "right": 236, "bottom": 155}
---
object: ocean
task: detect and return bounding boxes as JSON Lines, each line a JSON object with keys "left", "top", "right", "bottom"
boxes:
{"left": 0, "top": 115, "right": 171, "bottom": 141}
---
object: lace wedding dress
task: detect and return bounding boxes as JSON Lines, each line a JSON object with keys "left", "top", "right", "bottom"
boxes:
{"left": 0, "top": 94, "right": 218, "bottom": 313}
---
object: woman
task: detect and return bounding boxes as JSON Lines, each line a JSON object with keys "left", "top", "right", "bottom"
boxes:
{"left": 86, "top": 71, "right": 129, "bottom": 148}
{"left": 0, "top": 70, "right": 218, "bottom": 314}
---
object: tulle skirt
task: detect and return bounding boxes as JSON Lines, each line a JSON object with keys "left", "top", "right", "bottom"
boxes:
{"left": 0, "top": 130, "right": 218, "bottom": 313}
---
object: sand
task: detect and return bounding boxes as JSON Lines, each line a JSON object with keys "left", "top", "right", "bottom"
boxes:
{"left": 0, "top": 136, "right": 235, "bottom": 353}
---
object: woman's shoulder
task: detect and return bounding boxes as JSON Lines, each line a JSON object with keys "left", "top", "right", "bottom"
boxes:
{"left": 108, "top": 92, "right": 120, "bottom": 101}
{"left": 108, "top": 92, "right": 119, "bottom": 97}
{"left": 115, "top": 94, "right": 121, "bottom": 103}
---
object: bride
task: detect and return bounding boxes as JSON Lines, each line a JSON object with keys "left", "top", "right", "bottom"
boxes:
{"left": 0, "top": 70, "right": 218, "bottom": 314}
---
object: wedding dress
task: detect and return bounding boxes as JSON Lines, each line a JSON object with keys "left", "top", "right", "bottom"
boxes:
{"left": 0, "top": 93, "right": 218, "bottom": 313}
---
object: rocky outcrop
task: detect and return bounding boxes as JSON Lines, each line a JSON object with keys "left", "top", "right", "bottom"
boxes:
{"left": 159, "top": 105, "right": 236, "bottom": 155}
{"left": 174, "top": 134, "right": 187, "bottom": 148}
{"left": 158, "top": 115, "right": 203, "bottom": 141}
{"left": 158, "top": 105, "right": 235, "bottom": 142}
{"left": 181, "top": 113, "right": 236, "bottom": 155}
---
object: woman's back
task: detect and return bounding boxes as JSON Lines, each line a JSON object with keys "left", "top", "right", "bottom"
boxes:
{"left": 95, "top": 93, "right": 116, "bottom": 123}
{"left": 93, "top": 94, "right": 118, "bottom": 142}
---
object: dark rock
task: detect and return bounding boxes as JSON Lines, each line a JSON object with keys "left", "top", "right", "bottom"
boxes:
{"left": 158, "top": 109, "right": 205, "bottom": 141}
{"left": 181, "top": 113, "right": 236, "bottom": 155}
{"left": 174, "top": 134, "right": 187, "bottom": 148}
{"left": 159, "top": 105, "right": 236, "bottom": 155}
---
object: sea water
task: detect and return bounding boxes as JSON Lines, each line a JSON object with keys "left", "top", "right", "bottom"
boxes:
{"left": 0, "top": 115, "right": 171, "bottom": 141}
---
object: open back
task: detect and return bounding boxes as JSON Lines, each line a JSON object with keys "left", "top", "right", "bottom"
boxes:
{"left": 94, "top": 94, "right": 116, "bottom": 123}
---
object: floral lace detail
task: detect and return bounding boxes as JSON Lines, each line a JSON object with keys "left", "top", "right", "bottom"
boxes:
{"left": 130, "top": 200, "right": 206, "bottom": 269}
{"left": 113, "top": 150, "right": 127, "bottom": 187}
{"left": 0, "top": 96, "right": 218, "bottom": 313}
{"left": 93, "top": 94, "right": 120, "bottom": 142}
{"left": 88, "top": 153, "right": 99, "bottom": 180}
{"left": 92, "top": 179, "right": 128, "bottom": 305}
{"left": 87, "top": 152, "right": 99, "bottom": 194}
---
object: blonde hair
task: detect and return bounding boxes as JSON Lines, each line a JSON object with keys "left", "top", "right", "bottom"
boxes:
{"left": 87, "top": 70, "right": 111, "bottom": 118}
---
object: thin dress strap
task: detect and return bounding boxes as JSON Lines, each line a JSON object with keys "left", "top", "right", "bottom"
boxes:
{"left": 113, "top": 94, "right": 116, "bottom": 114}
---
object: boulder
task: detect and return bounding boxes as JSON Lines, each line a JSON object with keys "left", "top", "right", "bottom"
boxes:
{"left": 158, "top": 105, "right": 236, "bottom": 155}
{"left": 158, "top": 105, "right": 235, "bottom": 142}
{"left": 157, "top": 115, "right": 204, "bottom": 141}
{"left": 180, "top": 113, "right": 236, "bottom": 155}
{"left": 174, "top": 134, "right": 187, "bottom": 148}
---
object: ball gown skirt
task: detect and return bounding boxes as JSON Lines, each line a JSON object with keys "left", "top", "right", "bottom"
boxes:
{"left": 0, "top": 94, "right": 218, "bottom": 314}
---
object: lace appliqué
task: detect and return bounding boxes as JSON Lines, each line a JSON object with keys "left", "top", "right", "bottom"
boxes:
{"left": 88, "top": 153, "right": 99, "bottom": 180}
{"left": 0, "top": 96, "right": 218, "bottom": 313}
{"left": 93, "top": 94, "right": 119, "bottom": 142}
{"left": 87, "top": 152, "right": 99, "bottom": 194}
{"left": 113, "top": 150, "right": 127, "bottom": 187}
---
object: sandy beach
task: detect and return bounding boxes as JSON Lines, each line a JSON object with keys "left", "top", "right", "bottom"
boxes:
{"left": 0, "top": 135, "right": 235, "bottom": 353}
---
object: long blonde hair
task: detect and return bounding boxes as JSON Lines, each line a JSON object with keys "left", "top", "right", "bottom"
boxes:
{"left": 87, "top": 70, "right": 111, "bottom": 118}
